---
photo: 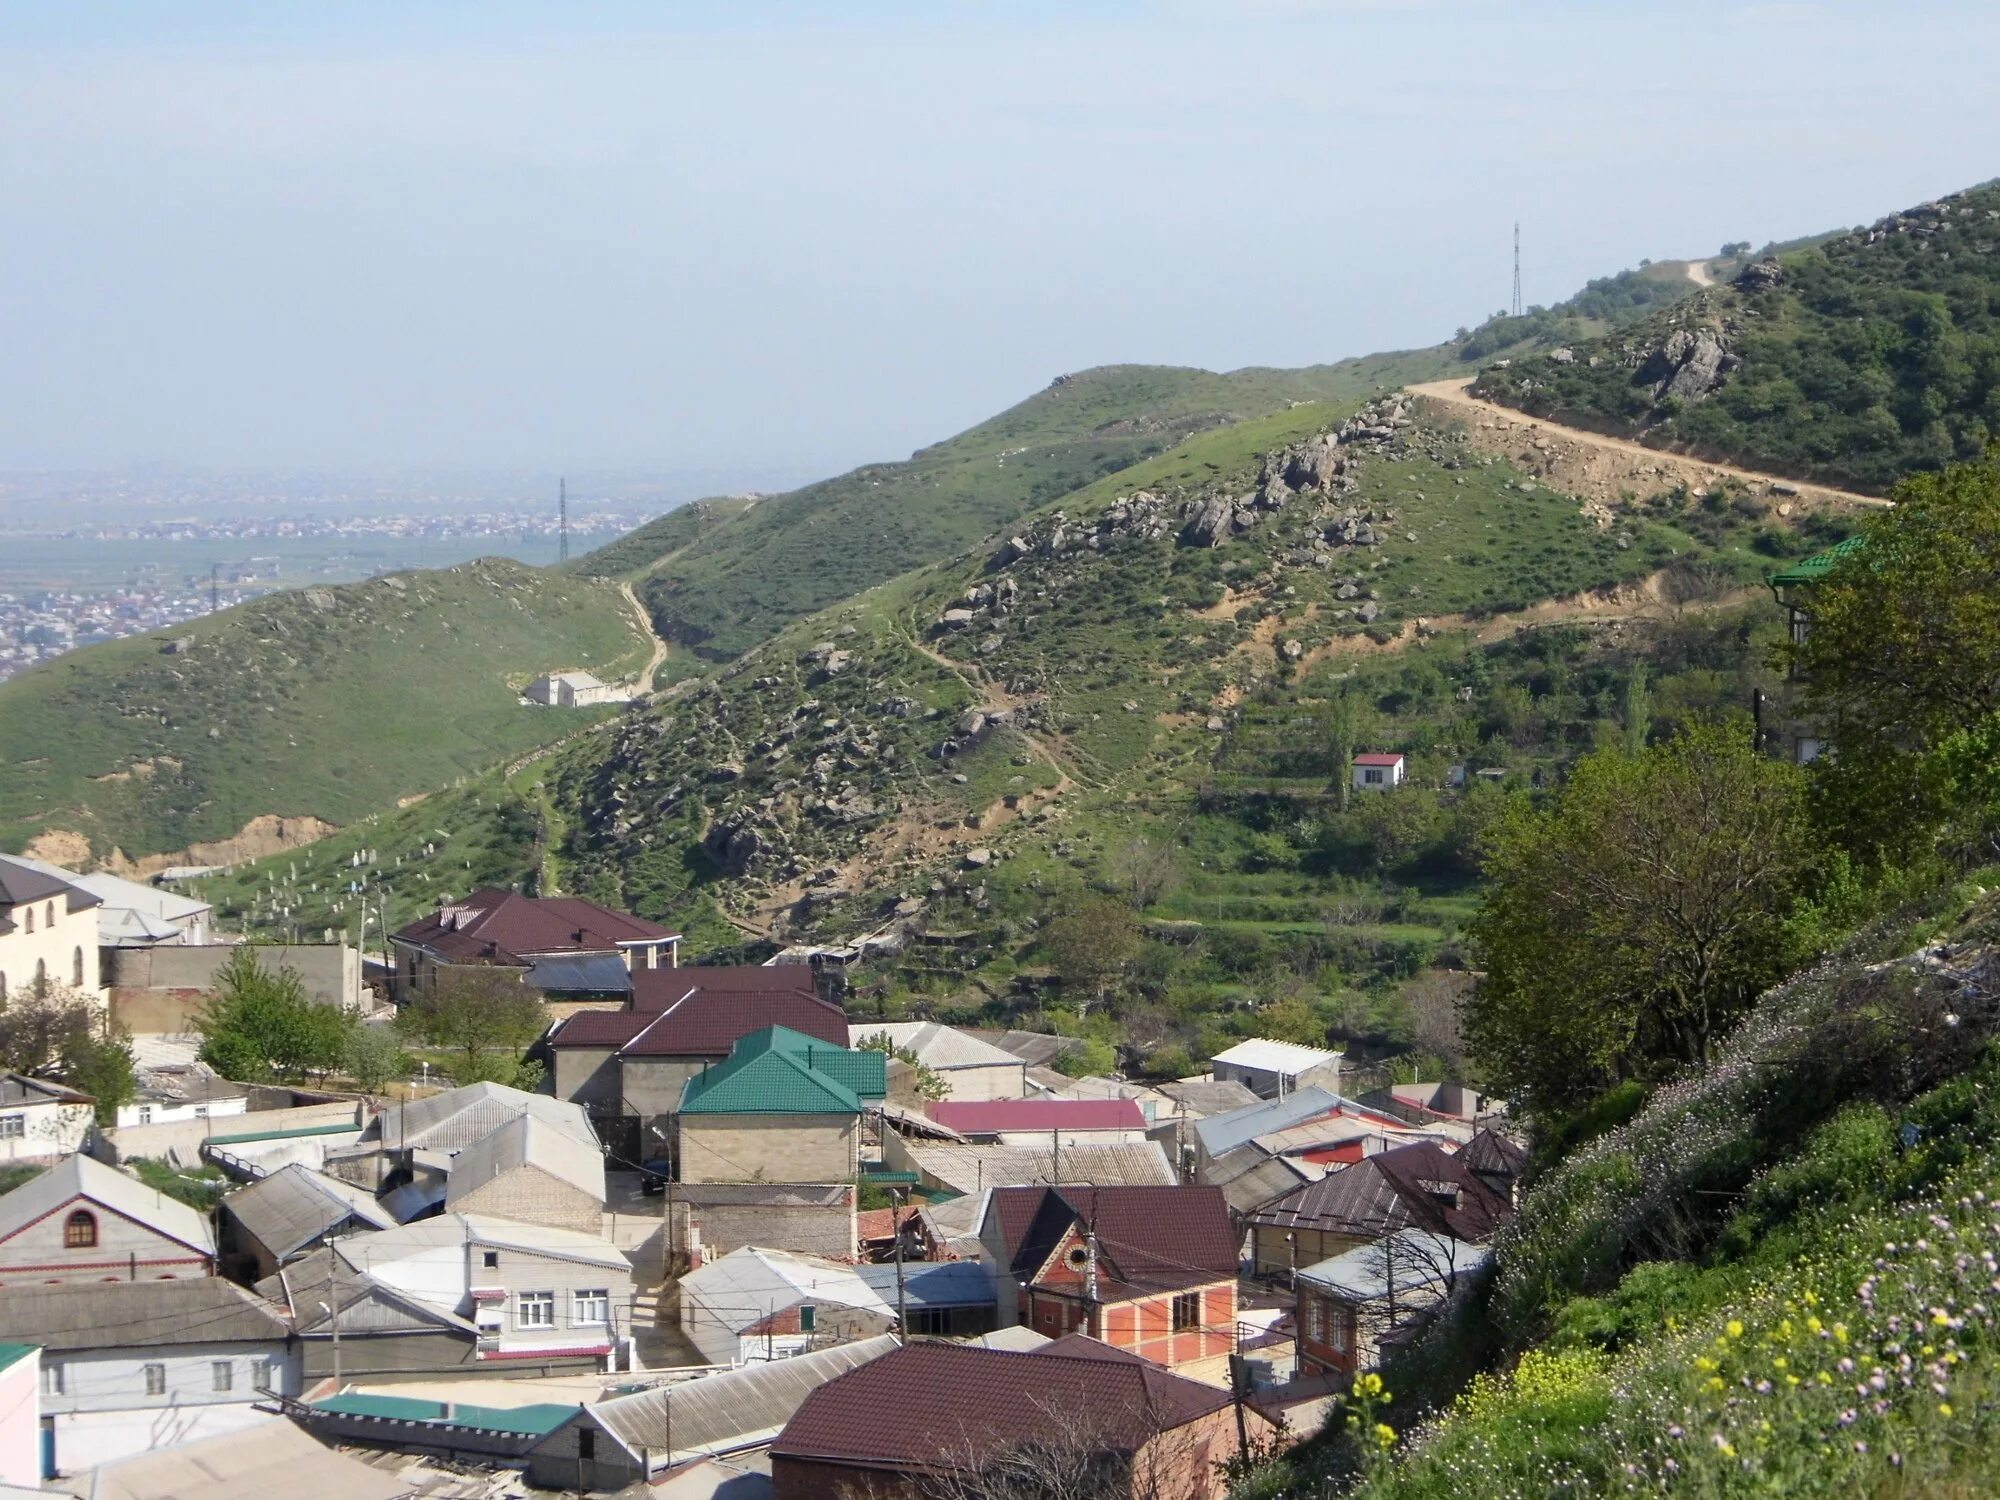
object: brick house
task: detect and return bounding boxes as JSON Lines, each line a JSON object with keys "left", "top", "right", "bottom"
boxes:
{"left": 0, "top": 1152, "right": 215, "bottom": 1286}
{"left": 442, "top": 1112, "right": 607, "bottom": 1234}
{"left": 977, "top": 1185, "right": 1240, "bottom": 1383}
{"left": 389, "top": 888, "right": 679, "bottom": 1007}
{"left": 1243, "top": 1139, "right": 1510, "bottom": 1279}
{"left": 770, "top": 1335, "right": 1277, "bottom": 1500}
{"left": 675, "top": 1025, "right": 886, "bottom": 1185}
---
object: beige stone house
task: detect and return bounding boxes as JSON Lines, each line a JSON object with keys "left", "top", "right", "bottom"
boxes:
{"left": 443, "top": 1112, "right": 606, "bottom": 1234}
{"left": 0, "top": 855, "right": 103, "bottom": 1005}
{"left": 675, "top": 1026, "right": 885, "bottom": 1185}
{"left": 0, "top": 1152, "right": 215, "bottom": 1286}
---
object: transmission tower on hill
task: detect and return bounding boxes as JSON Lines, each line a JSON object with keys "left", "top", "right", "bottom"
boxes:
{"left": 558, "top": 477, "right": 569, "bottom": 564}
{"left": 1512, "top": 222, "right": 1523, "bottom": 318}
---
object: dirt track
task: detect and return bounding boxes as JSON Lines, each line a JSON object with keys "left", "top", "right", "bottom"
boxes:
{"left": 1406, "top": 379, "right": 1889, "bottom": 522}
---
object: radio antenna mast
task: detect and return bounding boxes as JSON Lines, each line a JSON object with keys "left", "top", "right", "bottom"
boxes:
{"left": 1511, "top": 222, "right": 1523, "bottom": 318}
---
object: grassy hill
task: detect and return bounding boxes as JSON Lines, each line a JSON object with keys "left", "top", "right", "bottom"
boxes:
{"left": 616, "top": 355, "right": 1475, "bottom": 661}
{"left": 1470, "top": 180, "right": 2000, "bottom": 492}
{"left": 0, "top": 559, "right": 646, "bottom": 866}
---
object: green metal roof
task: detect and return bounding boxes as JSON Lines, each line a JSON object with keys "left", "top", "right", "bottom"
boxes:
{"left": 205, "top": 1121, "right": 360, "bottom": 1146}
{"left": 678, "top": 1025, "right": 886, "bottom": 1116}
{"left": 0, "top": 1343, "right": 35, "bottom": 1373}
{"left": 309, "top": 1393, "right": 575, "bottom": 1436}
{"left": 1770, "top": 534, "right": 1867, "bottom": 588}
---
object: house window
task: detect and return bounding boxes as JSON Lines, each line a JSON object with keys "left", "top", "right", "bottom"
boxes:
{"left": 799, "top": 1305, "right": 816, "bottom": 1333}
{"left": 516, "top": 1292, "right": 555, "bottom": 1329}
{"left": 483, "top": 1250, "right": 499, "bottom": 1269}
{"left": 578, "top": 1429, "right": 597, "bottom": 1461}
{"left": 572, "top": 1289, "right": 610, "bottom": 1325}
{"left": 906, "top": 1307, "right": 955, "bottom": 1336}
{"left": 0, "top": 971, "right": 7, "bottom": 1001}
{"left": 144, "top": 1364, "right": 166, "bottom": 1396}
{"left": 0, "top": 1115, "right": 21, "bottom": 1140}
{"left": 138, "top": 1106, "right": 154, "bottom": 1124}
{"left": 212, "top": 1361, "right": 233, "bottom": 1393}
{"left": 42, "top": 1363, "right": 63, "bottom": 1396}
{"left": 64, "top": 1210, "right": 98, "bottom": 1249}
{"left": 22, "top": 908, "right": 32, "bottom": 934}
{"left": 1171, "top": 1291, "right": 1202, "bottom": 1332}
{"left": 72, "top": 947, "right": 84, "bottom": 987}
{"left": 1302, "top": 1296, "right": 1326, "bottom": 1345}
{"left": 1329, "top": 1309, "right": 1351, "bottom": 1354}
{"left": 1363, "top": 768, "right": 1384, "bottom": 785}
{"left": 44, "top": 902, "right": 54, "bottom": 928}
{"left": 33, "top": 959, "right": 46, "bottom": 996}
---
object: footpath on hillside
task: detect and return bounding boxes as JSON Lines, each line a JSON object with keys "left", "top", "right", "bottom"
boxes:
{"left": 1406, "top": 379, "right": 1890, "bottom": 522}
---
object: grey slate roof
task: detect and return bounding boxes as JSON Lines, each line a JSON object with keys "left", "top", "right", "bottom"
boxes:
{"left": 1202, "top": 1144, "right": 1315, "bottom": 1216}
{"left": 222, "top": 1162, "right": 396, "bottom": 1262}
{"left": 0, "top": 1277, "right": 290, "bottom": 1349}
{"left": 1157, "top": 1079, "right": 1263, "bottom": 1118}
{"left": 1191, "top": 1086, "right": 1340, "bottom": 1159}
{"left": 848, "top": 1022, "right": 1024, "bottom": 1071}
{"left": 893, "top": 1139, "right": 1175, "bottom": 1196}
{"left": 0, "top": 1150, "right": 215, "bottom": 1255}
{"left": 368, "top": 1080, "right": 598, "bottom": 1151}
{"left": 571, "top": 1333, "right": 902, "bottom": 1464}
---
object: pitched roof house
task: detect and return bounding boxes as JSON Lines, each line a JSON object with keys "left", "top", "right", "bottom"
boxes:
{"left": 366, "top": 1080, "right": 598, "bottom": 1153}
{"left": 1209, "top": 1038, "right": 1344, "bottom": 1100}
{"left": 0, "top": 854, "right": 103, "bottom": 1006}
{"left": 1243, "top": 1139, "right": 1511, "bottom": 1275}
{"left": 978, "top": 1185, "right": 1240, "bottom": 1378}
{"left": 885, "top": 1138, "right": 1178, "bottom": 1202}
{"left": 443, "top": 1111, "right": 607, "bottom": 1233}
{"left": 1295, "top": 1227, "right": 1491, "bottom": 1380}
{"left": 769, "top": 1337, "right": 1276, "bottom": 1500}
{"left": 390, "top": 887, "right": 679, "bottom": 1003}
{"left": 219, "top": 1161, "right": 397, "bottom": 1281}
{"left": 0, "top": 1073, "right": 94, "bottom": 1162}
{"left": 927, "top": 1097, "right": 1150, "bottom": 1144}
{"left": 0, "top": 1151, "right": 215, "bottom": 1286}
{"left": 849, "top": 1021, "right": 1028, "bottom": 1101}
{"left": 677, "top": 1027, "right": 887, "bottom": 1186}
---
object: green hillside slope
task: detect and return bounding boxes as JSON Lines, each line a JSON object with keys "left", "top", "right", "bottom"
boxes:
{"left": 567, "top": 495, "right": 758, "bottom": 581}
{"left": 624, "top": 354, "right": 1468, "bottom": 660}
{"left": 0, "top": 559, "right": 645, "bottom": 866}
{"left": 1470, "top": 180, "right": 2000, "bottom": 492}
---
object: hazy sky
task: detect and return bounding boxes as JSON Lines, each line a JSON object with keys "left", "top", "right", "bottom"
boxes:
{"left": 5, "top": 1, "right": 1998, "bottom": 481}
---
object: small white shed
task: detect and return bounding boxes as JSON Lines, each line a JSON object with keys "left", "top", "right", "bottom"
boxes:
{"left": 1352, "top": 753, "right": 1406, "bottom": 791}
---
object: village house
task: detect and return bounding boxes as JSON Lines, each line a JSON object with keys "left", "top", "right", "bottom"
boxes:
{"left": 546, "top": 975, "right": 845, "bottom": 1156}
{"left": 926, "top": 1096, "right": 1151, "bottom": 1146}
{"left": 337, "top": 1079, "right": 598, "bottom": 1204}
{"left": 218, "top": 1160, "right": 397, "bottom": 1282}
{"left": 524, "top": 1333, "right": 901, "bottom": 1492}
{"left": 882, "top": 1136, "right": 1178, "bottom": 1201}
{"left": 848, "top": 1021, "right": 1028, "bottom": 1100}
{"left": 388, "top": 887, "right": 679, "bottom": 1005}
{"left": 1188, "top": 1085, "right": 1343, "bottom": 1170}
{"left": 1294, "top": 1226, "right": 1491, "bottom": 1380}
{"left": 525, "top": 669, "right": 622, "bottom": 708}
{"left": 442, "top": 1111, "right": 607, "bottom": 1234}
{"left": 262, "top": 1213, "right": 636, "bottom": 1378}
{"left": 115, "top": 1058, "right": 249, "bottom": 1129}
{"left": 978, "top": 1185, "right": 1240, "bottom": 1382}
{"left": 0, "top": 854, "right": 212, "bottom": 949}
{"left": 1459, "top": 1126, "right": 1531, "bottom": 1202}
{"left": 1362, "top": 1079, "right": 1508, "bottom": 1126}
{"left": 0, "top": 855, "right": 103, "bottom": 1005}
{"left": 676, "top": 1025, "right": 885, "bottom": 1185}
{"left": 671, "top": 1182, "right": 859, "bottom": 1264}
{"left": 0, "top": 1074, "right": 94, "bottom": 1163}
{"left": 769, "top": 1335, "right": 1277, "bottom": 1500}
{"left": 1209, "top": 1038, "right": 1344, "bottom": 1100}
{"left": 0, "top": 1151, "right": 215, "bottom": 1285}
{"left": 1243, "top": 1139, "right": 1511, "bottom": 1278}
{"left": 1351, "top": 751, "right": 1407, "bottom": 790}
{"left": 66, "top": 1415, "right": 411, "bottom": 1500}
{"left": 0, "top": 1278, "right": 300, "bottom": 1476}
{"left": 678, "top": 1245, "right": 995, "bottom": 1365}
{"left": 1766, "top": 535, "right": 1866, "bottom": 764}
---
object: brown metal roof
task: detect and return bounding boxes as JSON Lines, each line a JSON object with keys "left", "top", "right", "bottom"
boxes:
{"left": 771, "top": 1339, "right": 1235, "bottom": 1475}
{"left": 987, "top": 1184, "right": 1238, "bottom": 1299}
{"left": 1244, "top": 1140, "right": 1511, "bottom": 1242}
{"left": 629, "top": 964, "right": 822, "bottom": 1008}
{"left": 393, "top": 887, "right": 675, "bottom": 965}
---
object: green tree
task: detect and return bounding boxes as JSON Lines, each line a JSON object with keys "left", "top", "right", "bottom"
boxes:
{"left": 856, "top": 1035, "right": 950, "bottom": 1101}
{"left": 197, "top": 946, "right": 352, "bottom": 1083}
{"left": 1257, "top": 995, "right": 1329, "bottom": 1049}
{"left": 1466, "top": 720, "right": 1819, "bottom": 1118}
{"left": 396, "top": 965, "right": 548, "bottom": 1085}
{"left": 0, "top": 986, "right": 136, "bottom": 1124}
{"left": 1622, "top": 662, "right": 1653, "bottom": 756}
{"left": 343, "top": 1022, "right": 407, "bottom": 1093}
{"left": 1042, "top": 899, "right": 1140, "bottom": 1014}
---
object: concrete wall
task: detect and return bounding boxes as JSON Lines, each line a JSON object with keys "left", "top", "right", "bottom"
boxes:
{"left": 106, "top": 943, "right": 361, "bottom": 1030}
{"left": 1250, "top": 1224, "right": 1366, "bottom": 1279}
{"left": 97, "top": 1099, "right": 366, "bottom": 1166}
{"left": 451, "top": 1167, "right": 602, "bottom": 1236}
{"left": 678, "top": 1113, "right": 858, "bottom": 1185}
{"left": 620, "top": 1057, "right": 707, "bottom": 1138}
{"left": 682, "top": 1190, "right": 855, "bottom": 1261}
{"left": 0, "top": 892, "right": 101, "bottom": 1005}
{"left": 0, "top": 1100, "right": 93, "bottom": 1163}
{"left": 0, "top": 1198, "right": 212, "bottom": 1287}
{"left": 551, "top": 1046, "right": 623, "bottom": 1113}
{"left": 50, "top": 1403, "right": 275, "bottom": 1478}
{"left": 0, "top": 1348, "right": 37, "bottom": 1487}
{"left": 296, "top": 1330, "right": 478, "bottom": 1381}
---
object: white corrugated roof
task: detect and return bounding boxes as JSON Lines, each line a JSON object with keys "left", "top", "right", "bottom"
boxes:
{"left": 679, "top": 1247, "right": 992, "bottom": 1336}
{"left": 1210, "top": 1038, "right": 1344, "bottom": 1072}
{"left": 848, "top": 1021, "right": 1024, "bottom": 1071}
{"left": 371, "top": 1081, "right": 598, "bottom": 1151}
{"left": 1297, "top": 1228, "right": 1489, "bottom": 1302}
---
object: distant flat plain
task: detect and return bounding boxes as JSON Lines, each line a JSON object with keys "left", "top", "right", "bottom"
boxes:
{"left": 0, "top": 532, "right": 611, "bottom": 592}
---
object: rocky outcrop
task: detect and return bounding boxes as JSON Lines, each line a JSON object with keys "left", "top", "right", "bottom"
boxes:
{"left": 1733, "top": 257, "right": 1786, "bottom": 293}
{"left": 1640, "top": 327, "right": 1735, "bottom": 404}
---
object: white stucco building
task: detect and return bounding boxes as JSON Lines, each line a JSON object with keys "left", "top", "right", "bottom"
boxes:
{"left": 0, "top": 856, "right": 103, "bottom": 1005}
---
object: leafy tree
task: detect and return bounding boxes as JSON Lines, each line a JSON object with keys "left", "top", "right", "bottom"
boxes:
{"left": 1041, "top": 899, "right": 1140, "bottom": 1014}
{"left": 197, "top": 946, "right": 352, "bottom": 1083}
{"left": 1466, "top": 720, "right": 1819, "bottom": 1117}
{"left": 343, "top": 1022, "right": 407, "bottom": 1092}
{"left": 0, "top": 986, "right": 135, "bottom": 1124}
{"left": 1108, "top": 836, "right": 1181, "bottom": 910}
{"left": 396, "top": 965, "right": 547, "bottom": 1085}
{"left": 856, "top": 1035, "right": 950, "bottom": 1101}
{"left": 1257, "top": 995, "right": 1329, "bottom": 1049}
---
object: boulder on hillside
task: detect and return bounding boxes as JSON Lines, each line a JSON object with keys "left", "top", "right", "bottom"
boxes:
{"left": 1641, "top": 327, "right": 1735, "bottom": 404}
{"left": 1734, "top": 257, "right": 1786, "bottom": 292}
{"left": 1180, "top": 495, "right": 1235, "bottom": 548}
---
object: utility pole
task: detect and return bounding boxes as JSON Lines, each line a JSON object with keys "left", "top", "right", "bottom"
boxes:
{"left": 325, "top": 1236, "right": 343, "bottom": 1391}
{"left": 559, "top": 477, "right": 570, "bottom": 564}
{"left": 892, "top": 1187, "right": 908, "bottom": 1342}
{"left": 1052, "top": 1126, "right": 1061, "bottom": 1184}
{"left": 1083, "top": 1217, "right": 1099, "bottom": 1339}
{"left": 1504, "top": 220, "right": 1520, "bottom": 318}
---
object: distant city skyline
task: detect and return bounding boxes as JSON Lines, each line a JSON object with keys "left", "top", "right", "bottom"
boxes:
{"left": 4, "top": 2, "right": 1997, "bottom": 478}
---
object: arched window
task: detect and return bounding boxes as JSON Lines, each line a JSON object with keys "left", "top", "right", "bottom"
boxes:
{"left": 44, "top": 902, "right": 54, "bottom": 928}
{"left": 22, "top": 907, "right": 32, "bottom": 934}
{"left": 33, "top": 960, "right": 46, "bottom": 998}
{"left": 72, "top": 947, "right": 84, "bottom": 987}
{"left": 0, "top": 972, "right": 7, "bottom": 1001}
{"left": 64, "top": 1211, "right": 97, "bottom": 1249}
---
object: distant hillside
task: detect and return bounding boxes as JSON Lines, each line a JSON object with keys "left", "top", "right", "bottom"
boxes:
{"left": 616, "top": 354, "right": 1470, "bottom": 661}
{"left": 567, "top": 495, "right": 758, "bottom": 581}
{"left": 1470, "top": 180, "right": 2000, "bottom": 491}
{"left": 0, "top": 559, "right": 646, "bottom": 868}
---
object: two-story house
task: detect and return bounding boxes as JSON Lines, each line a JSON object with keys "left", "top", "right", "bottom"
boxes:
{"left": 977, "top": 1185, "right": 1240, "bottom": 1383}
{"left": 0, "top": 855, "right": 103, "bottom": 1006}
{"left": 0, "top": 1151, "right": 215, "bottom": 1286}
{"left": 260, "top": 1213, "right": 636, "bottom": 1378}
{"left": 0, "top": 1277, "right": 299, "bottom": 1476}
{"left": 0, "top": 1074, "right": 95, "bottom": 1163}
{"left": 676, "top": 1025, "right": 886, "bottom": 1185}
{"left": 389, "top": 887, "right": 679, "bottom": 1007}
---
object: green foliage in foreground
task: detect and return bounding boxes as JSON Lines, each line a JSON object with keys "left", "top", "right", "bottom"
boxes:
{"left": 197, "top": 946, "right": 355, "bottom": 1084}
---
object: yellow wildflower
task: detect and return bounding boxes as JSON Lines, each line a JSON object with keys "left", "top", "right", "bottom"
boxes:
{"left": 1941, "top": 1403, "right": 1955, "bottom": 1418}
{"left": 1374, "top": 1423, "right": 1397, "bottom": 1451}
{"left": 1727, "top": 1320, "right": 1745, "bottom": 1340}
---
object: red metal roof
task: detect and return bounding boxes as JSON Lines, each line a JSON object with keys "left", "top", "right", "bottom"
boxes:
{"left": 1244, "top": 1140, "right": 1511, "bottom": 1242}
{"left": 928, "top": 1098, "right": 1147, "bottom": 1135}
{"left": 546, "top": 987, "right": 849, "bottom": 1056}
{"left": 986, "top": 1184, "right": 1238, "bottom": 1299}
{"left": 394, "top": 888, "right": 676, "bottom": 965}
{"left": 629, "top": 965, "right": 821, "bottom": 1010}
{"left": 1353, "top": 753, "right": 1405, "bottom": 766}
{"left": 771, "top": 1340, "right": 1235, "bottom": 1476}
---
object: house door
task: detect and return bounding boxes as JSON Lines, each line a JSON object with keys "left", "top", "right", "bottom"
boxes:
{"left": 40, "top": 1417, "right": 55, "bottom": 1478}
